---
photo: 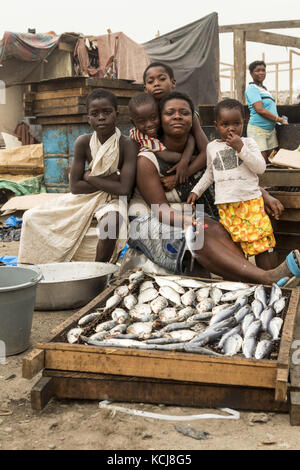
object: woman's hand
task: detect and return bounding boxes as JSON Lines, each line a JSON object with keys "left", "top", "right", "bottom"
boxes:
{"left": 160, "top": 174, "right": 177, "bottom": 192}
{"left": 186, "top": 192, "right": 198, "bottom": 208}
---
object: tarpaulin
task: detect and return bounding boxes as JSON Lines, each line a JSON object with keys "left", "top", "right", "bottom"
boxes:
{"left": 0, "top": 31, "right": 60, "bottom": 63}
{"left": 143, "top": 12, "right": 219, "bottom": 106}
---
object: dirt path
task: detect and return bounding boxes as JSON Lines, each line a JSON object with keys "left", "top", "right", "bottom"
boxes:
{"left": 1, "top": 239, "right": 300, "bottom": 450}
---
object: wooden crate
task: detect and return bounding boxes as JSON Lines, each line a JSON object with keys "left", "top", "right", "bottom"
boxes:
{"left": 23, "top": 272, "right": 300, "bottom": 423}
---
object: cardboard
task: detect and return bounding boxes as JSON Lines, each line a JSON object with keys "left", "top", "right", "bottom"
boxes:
{"left": 269, "top": 148, "right": 300, "bottom": 169}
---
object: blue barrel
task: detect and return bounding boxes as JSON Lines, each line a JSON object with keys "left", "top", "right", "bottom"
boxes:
{"left": 43, "top": 124, "right": 91, "bottom": 193}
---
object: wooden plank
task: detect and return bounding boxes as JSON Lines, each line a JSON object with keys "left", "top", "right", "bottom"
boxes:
{"left": 86, "top": 78, "right": 144, "bottom": 91}
{"left": 269, "top": 192, "right": 300, "bottom": 209}
{"left": 35, "top": 88, "right": 85, "bottom": 100}
{"left": 37, "top": 78, "right": 88, "bottom": 92}
{"left": 259, "top": 169, "right": 300, "bottom": 187}
{"left": 37, "top": 343, "right": 278, "bottom": 389}
{"left": 22, "top": 349, "right": 45, "bottom": 380}
{"left": 290, "top": 391, "right": 300, "bottom": 425}
{"left": 277, "top": 288, "right": 300, "bottom": 369}
{"left": 219, "top": 20, "right": 300, "bottom": 33}
{"left": 272, "top": 220, "right": 300, "bottom": 233}
{"left": 275, "top": 368, "right": 289, "bottom": 402}
{"left": 275, "top": 234, "right": 300, "bottom": 250}
{"left": 43, "top": 370, "right": 288, "bottom": 412}
{"left": 234, "top": 29, "right": 246, "bottom": 103}
{"left": 34, "top": 96, "right": 86, "bottom": 110}
{"left": 34, "top": 105, "right": 87, "bottom": 116}
{"left": 31, "top": 377, "right": 54, "bottom": 410}
{"left": 289, "top": 298, "right": 300, "bottom": 392}
{"left": 246, "top": 31, "right": 300, "bottom": 49}
{"left": 36, "top": 115, "right": 89, "bottom": 125}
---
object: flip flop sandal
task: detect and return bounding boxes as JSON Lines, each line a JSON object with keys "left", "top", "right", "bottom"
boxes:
{"left": 277, "top": 250, "right": 300, "bottom": 287}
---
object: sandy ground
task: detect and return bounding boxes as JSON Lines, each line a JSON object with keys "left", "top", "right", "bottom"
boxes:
{"left": 1, "top": 239, "right": 300, "bottom": 451}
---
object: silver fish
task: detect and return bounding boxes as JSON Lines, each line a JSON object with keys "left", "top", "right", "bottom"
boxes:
{"left": 114, "top": 285, "right": 130, "bottom": 298}
{"left": 190, "top": 319, "right": 234, "bottom": 345}
{"left": 83, "top": 337, "right": 152, "bottom": 349}
{"left": 260, "top": 307, "right": 275, "bottom": 331}
{"left": 159, "top": 286, "right": 182, "bottom": 306}
{"left": 273, "top": 297, "right": 286, "bottom": 315}
{"left": 177, "top": 306, "right": 196, "bottom": 320}
{"left": 181, "top": 289, "right": 197, "bottom": 306}
{"left": 139, "top": 280, "right": 154, "bottom": 292}
{"left": 268, "top": 317, "right": 283, "bottom": 340}
{"left": 95, "top": 319, "right": 117, "bottom": 333}
{"left": 255, "top": 340, "right": 273, "bottom": 359}
{"left": 130, "top": 304, "right": 152, "bottom": 321}
{"left": 126, "top": 321, "right": 154, "bottom": 339}
{"left": 244, "top": 319, "right": 262, "bottom": 339}
{"left": 223, "top": 334, "right": 243, "bottom": 356}
{"left": 234, "top": 296, "right": 249, "bottom": 310}
{"left": 129, "top": 271, "right": 144, "bottom": 283}
{"left": 183, "top": 344, "right": 223, "bottom": 357}
{"left": 103, "top": 294, "right": 122, "bottom": 311}
{"left": 67, "top": 327, "right": 83, "bottom": 344}
{"left": 254, "top": 285, "right": 267, "bottom": 308}
{"left": 163, "top": 321, "right": 198, "bottom": 333}
{"left": 241, "top": 313, "right": 255, "bottom": 336}
{"left": 242, "top": 337, "right": 256, "bottom": 358}
{"left": 234, "top": 305, "right": 251, "bottom": 324}
{"left": 123, "top": 294, "right": 138, "bottom": 310}
{"left": 153, "top": 276, "right": 185, "bottom": 294}
{"left": 221, "top": 286, "right": 256, "bottom": 302}
{"left": 89, "top": 331, "right": 108, "bottom": 341}
{"left": 196, "top": 287, "right": 211, "bottom": 301}
{"left": 78, "top": 312, "right": 101, "bottom": 327}
{"left": 212, "top": 281, "right": 250, "bottom": 291}
{"left": 196, "top": 299, "right": 215, "bottom": 314}
{"left": 268, "top": 283, "right": 282, "bottom": 307}
{"left": 188, "top": 312, "right": 213, "bottom": 322}
{"left": 150, "top": 296, "right": 169, "bottom": 314}
{"left": 190, "top": 322, "right": 207, "bottom": 332}
{"left": 210, "top": 287, "right": 223, "bottom": 304}
{"left": 218, "top": 325, "right": 242, "bottom": 350}
{"left": 251, "top": 299, "right": 264, "bottom": 319}
{"left": 209, "top": 304, "right": 237, "bottom": 326}
{"left": 138, "top": 287, "right": 159, "bottom": 304}
{"left": 176, "top": 278, "right": 210, "bottom": 289}
{"left": 111, "top": 308, "right": 130, "bottom": 324}
{"left": 166, "top": 329, "right": 197, "bottom": 342}
{"left": 109, "top": 324, "right": 128, "bottom": 336}
{"left": 113, "top": 333, "right": 140, "bottom": 340}
{"left": 145, "top": 337, "right": 182, "bottom": 345}
{"left": 212, "top": 303, "right": 230, "bottom": 315}
{"left": 159, "top": 307, "right": 180, "bottom": 324}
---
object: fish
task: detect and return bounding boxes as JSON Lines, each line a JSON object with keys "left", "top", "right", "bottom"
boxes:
{"left": 109, "top": 324, "right": 128, "bottom": 336}
{"left": 159, "top": 286, "right": 182, "bottom": 306}
{"left": 111, "top": 308, "right": 130, "bottom": 324}
{"left": 89, "top": 331, "right": 108, "bottom": 341}
{"left": 244, "top": 319, "right": 262, "bottom": 339}
{"left": 254, "top": 285, "right": 267, "bottom": 308}
{"left": 234, "top": 305, "right": 251, "bottom": 323}
{"left": 188, "top": 312, "right": 213, "bottom": 322}
{"left": 196, "top": 287, "right": 211, "bottom": 301}
{"left": 102, "top": 294, "right": 122, "bottom": 311}
{"left": 67, "top": 327, "right": 83, "bottom": 344}
{"left": 83, "top": 337, "right": 154, "bottom": 349}
{"left": 190, "top": 322, "right": 207, "bottom": 332}
{"left": 241, "top": 313, "right": 255, "bottom": 336}
{"left": 112, "top": 334, "right": 140, "bottom": 340}
{"left": 129, "top": 304, "right": 153, "bottom": 321}
{"left": 260, "top": 307, "right": 275, "bottom": 331}
{"left": 196, "top": 299, "right": 215, "bottom": 314}
{"left": 114, "top": 285, "right": 130, "bottom": 298}
{"left": 212, "top": 303, "right": 231, "bottom": 315}
{"left": 139, "top": 281, "right": 155, "bottom": 292}
{"left": 150, "top": 296, "right": 169, "bottom": 314}
{"left": 145, "top": 337, "right": 182, "bottom": 345}
{"left": 181, "top": 289, "right": 197, "bottom": 306}
{"left": 242, "top": 337, "right": 256, "bottom": 358}
{"left": 166, "top": 329, "right": 197, "bottom": 342}
{"left": 221, "top": 286, "right": 256, "bottom": 302}
{"left": 176, "top": 278, "right": 210, "bottom": 289}
{"left": 218, "top": 325, "right": 242, "bottom": 350}
{"left": 163, "top": 321, "right": 198, "bottom": 333}
{"left": 255, "top": 340, "right": 273, "bottom": 360}
{"left": 123, "top": 294, "right": 138, "bottom": 310}
{"left": 268, "top": 283, "right": 282, "bottom": 307}
{"left": 268, "top": 317, "right": 283, "bottom": 340}
{"left": 234, "top": 296, "right": 249, "bottom": 310}
{"left": 210, "top": 287, "right": 223, "bottom": 304}
{"left": 159, "top": 307, "right": 180, "bottom": 324}
{"left": 129, "top": 271, "right": 144, "bottom": 283}
{"left": 138, "top": 287, "right": 159, "bottom": 304}
{"left": 95, "top": 319, "right": 117, "bottom": 333}
{"left": 190, "top": 318, "right": 235, "bottom": 345}
{"left": 126, "top": 321, "right": 155, "bottom": 339}
{"left": 152, "top": 276, "right": 185, "bottom": 294}
{"left": 78, "top": 312, "right": 101, "bottom": 327}
{"left": 177, "top": 306, "right": 196, "bottom": 320}
{"left": 212, "top": 281, "right": 250, "bottom": 291}
{"left": 209, "top": 304, "right": 237, "bottom": 326}
{"left": 273, "top": 297, "right": 286, "bottom": 315}
{"left": 223, "top": 334, "right": 243, "bottom": 356}
{"left": 251, "top": 299, "right": 264, "bottom": 319}
{"left": 183, "top": 344, "right": 223, "bottom": 357}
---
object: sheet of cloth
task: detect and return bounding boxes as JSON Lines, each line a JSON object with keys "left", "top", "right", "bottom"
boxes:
{"left": 0, "top": 32, "right": 60, "bottom": 63}
{"left": 18, "top": 129, "right": 128, "bottom": 265}
{"left": 143, "top": 12, "right": 219, "bottom": 106}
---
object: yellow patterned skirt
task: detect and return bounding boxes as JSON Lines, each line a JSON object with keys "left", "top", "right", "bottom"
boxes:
{"left": 217, "top": 196, "right": 276, "bottom": 257}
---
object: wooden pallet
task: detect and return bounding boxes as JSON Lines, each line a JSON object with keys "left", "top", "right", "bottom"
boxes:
{"left": 22, "top": 272, "right": 300, "bottom": 424}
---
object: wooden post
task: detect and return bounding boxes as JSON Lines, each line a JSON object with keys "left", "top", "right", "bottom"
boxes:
{"left": 234, "top": 29, "right": 246, "bottom": 103}
{"left": 275, "top": 63, "right": 279, "bottom": 104}
{"left": 289, "top": 50, "right": 293, "bottom": 105}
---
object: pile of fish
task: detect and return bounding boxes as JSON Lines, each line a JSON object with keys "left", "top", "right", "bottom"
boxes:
{"left": 66, "top": 270, "right": 287, "bottom": 360}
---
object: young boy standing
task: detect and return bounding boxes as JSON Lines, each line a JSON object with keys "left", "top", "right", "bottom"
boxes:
{"left": 187, "top": 98, "right": 276, "bottom": 270}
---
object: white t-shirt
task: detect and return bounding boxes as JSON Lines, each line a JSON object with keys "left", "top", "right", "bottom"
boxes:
{"left": 192, "top": 137, "right": 266, "bottom": 205}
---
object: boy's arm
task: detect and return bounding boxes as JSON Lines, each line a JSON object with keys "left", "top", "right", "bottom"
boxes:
{"left": 86, "top": 137, "right": 137, "bottom": 196}
{"left": 156, "top": 149, "right": 182, "bottom": 163}
{"left": 70, "top": 135, "right": 100, "bottom": 195}
{"left": 185, "top": 114, "right": 208, "bottom": 176}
